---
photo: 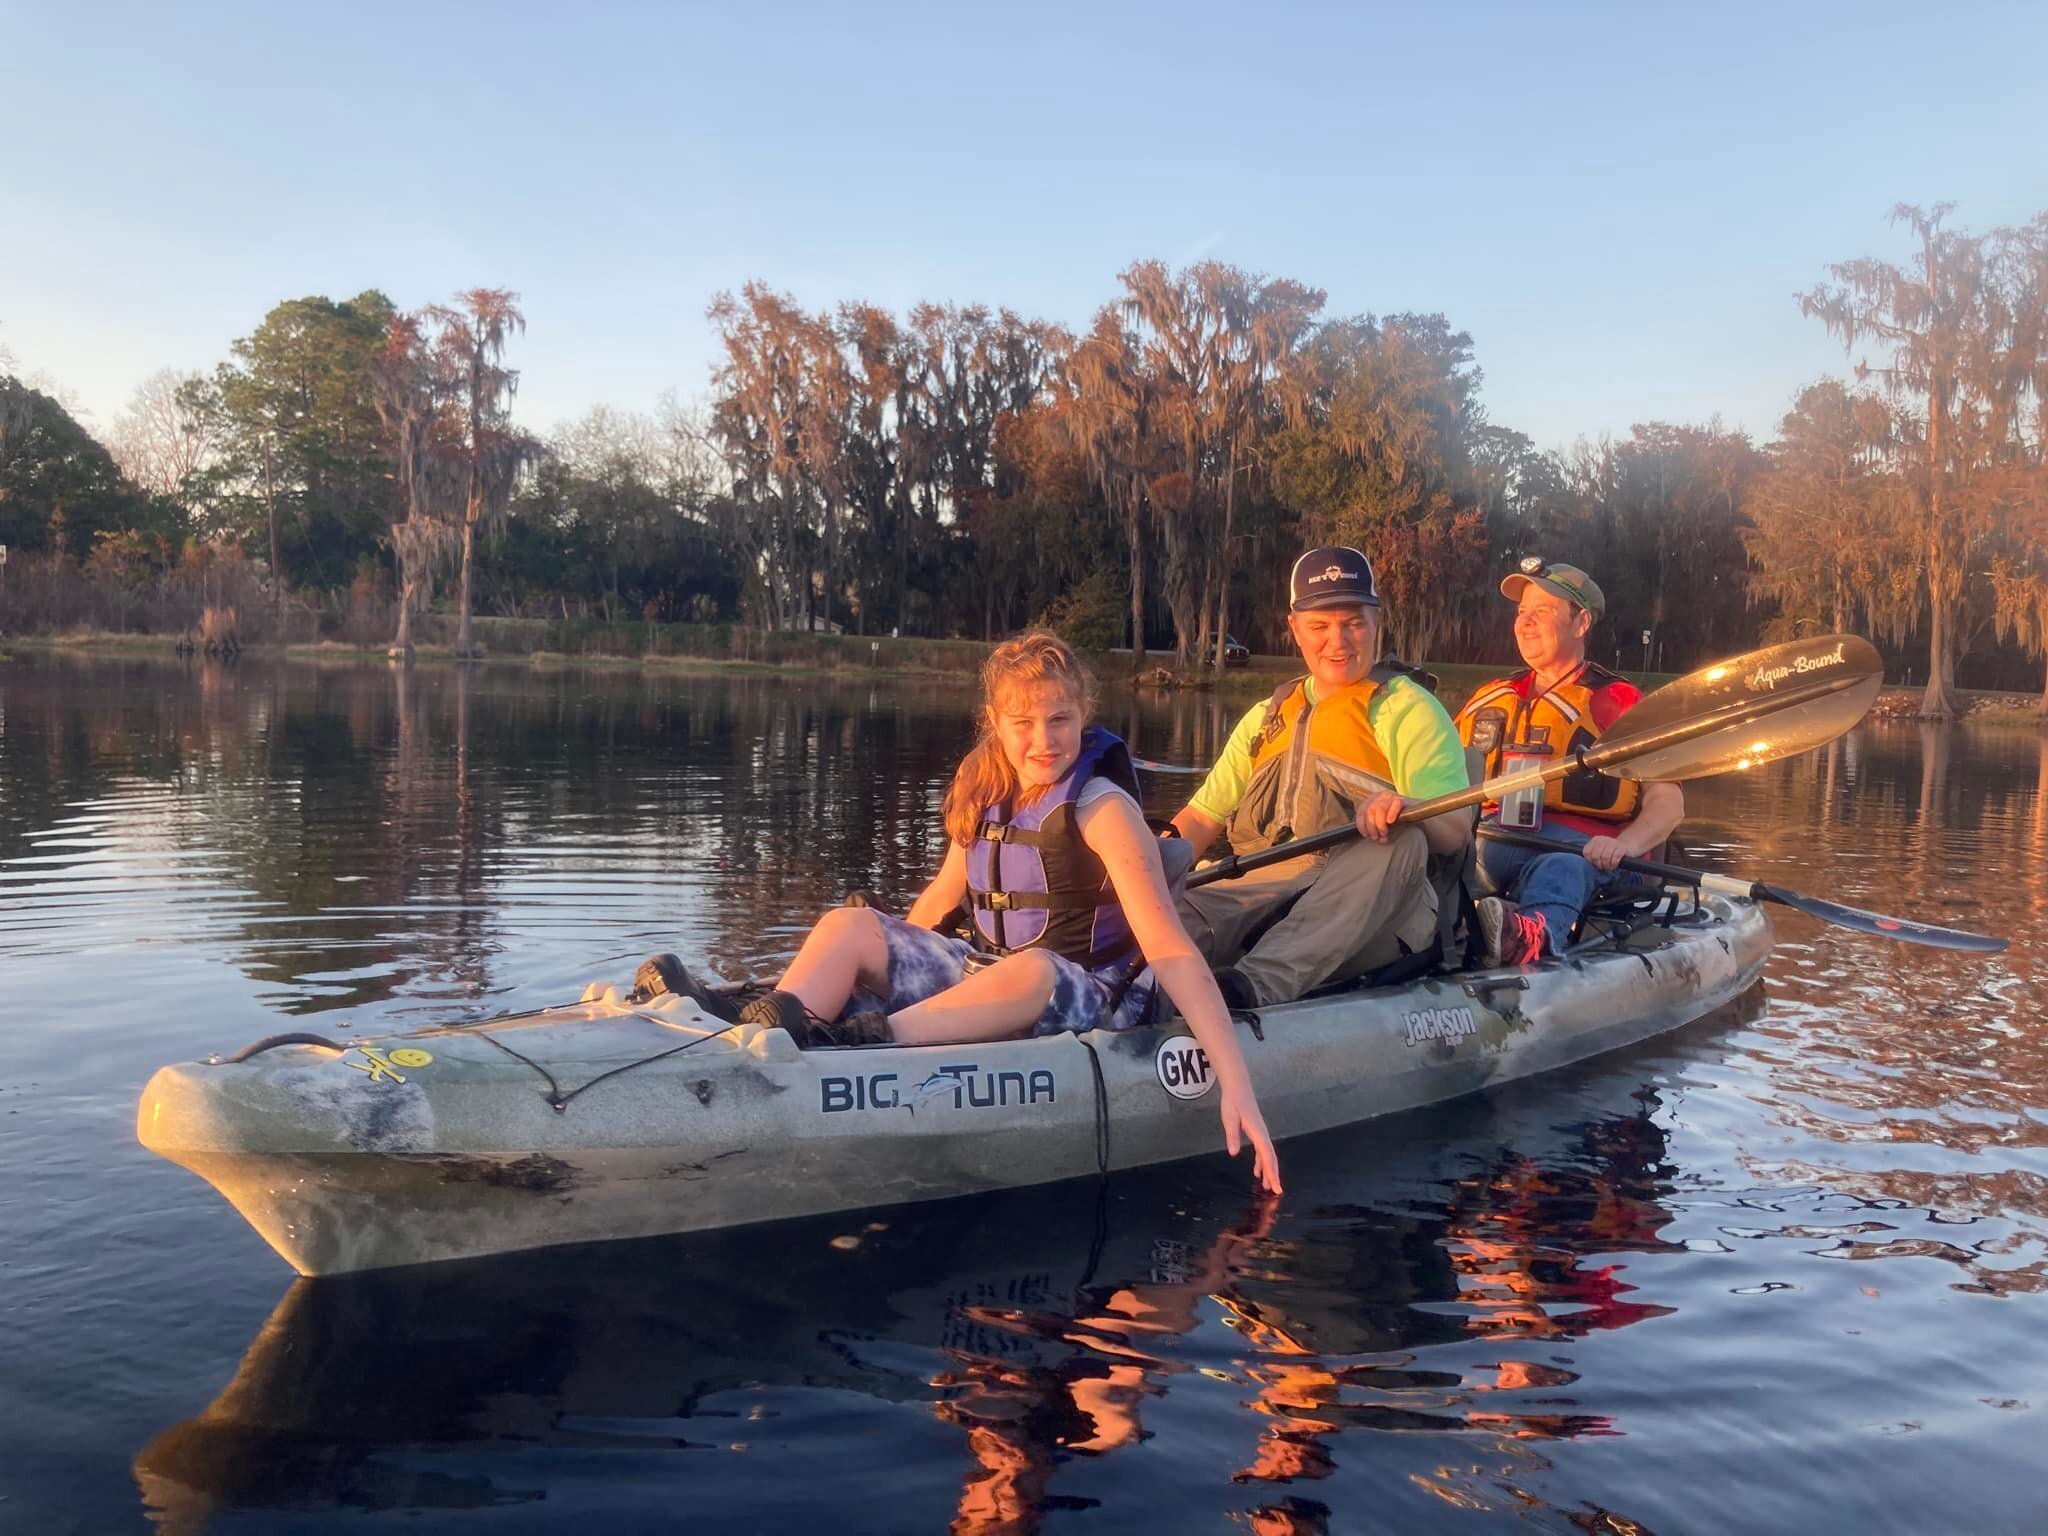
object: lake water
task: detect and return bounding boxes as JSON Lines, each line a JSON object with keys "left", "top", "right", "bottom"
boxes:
{"left": 1, "top": 654, "right": 2042, "bottom": 1534}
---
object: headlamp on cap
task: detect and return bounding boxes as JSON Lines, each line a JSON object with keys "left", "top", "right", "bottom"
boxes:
{"left": 1501, "top": 555, "right": 1605, "bottom": 617}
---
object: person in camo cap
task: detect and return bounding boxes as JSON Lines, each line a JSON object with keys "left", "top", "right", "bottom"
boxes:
{"left": 1453, "top": 556, "right": 1686, "bottom": 965}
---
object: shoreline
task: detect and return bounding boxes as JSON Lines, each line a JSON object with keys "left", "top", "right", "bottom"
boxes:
{"left": 5, "top": 630, "right": 2041, "bottom": 722}
{"left": 0, "top": 630, "right": 1257, "bottom": 694}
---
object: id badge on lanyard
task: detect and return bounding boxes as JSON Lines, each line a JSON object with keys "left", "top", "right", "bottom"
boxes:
{"left": 1498, "top": 742, "right": 1548, "bottom": 830}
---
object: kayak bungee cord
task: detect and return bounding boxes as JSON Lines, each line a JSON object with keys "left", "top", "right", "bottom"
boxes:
{"left": 472, "top": 1015, "right": 743, "bottom": 1114}
{"left": 1077, "top": 1036, "right": 1111, "bottom": 1178}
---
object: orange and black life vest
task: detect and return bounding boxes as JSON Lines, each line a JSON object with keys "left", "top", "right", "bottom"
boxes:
{"left": 1225, "top": 659, "right": 1433, "bottom": 856}
{"left": 1454, "top": 662, "right": 1642, "bottom": 822}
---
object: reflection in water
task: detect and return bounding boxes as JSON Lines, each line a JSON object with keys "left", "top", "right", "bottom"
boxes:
{"left": 1696, "top": 723, "right": 2048, "bottom": 1302}
{"left": 133, "top": 1054, "right": 1728, "bottom": 1534}
{"left": 1, "top": 656, "right": 2044, "bottom": 1532}
{"left": 0, "top": 655, "right": 989, "bottom": 1015}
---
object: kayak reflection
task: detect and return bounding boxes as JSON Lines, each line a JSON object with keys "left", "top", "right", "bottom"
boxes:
{"left": 136, "top": 992, "right": 1757, "bottom": 1534}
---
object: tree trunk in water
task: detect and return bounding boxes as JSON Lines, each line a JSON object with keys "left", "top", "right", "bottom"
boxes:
{"left": 1919, "top": 532, "right": 1958, "bottom": 721}
{"left": 824, "top": 504, "right": 838, "bottom": 636}
{"left": 896, "top": 497, "right": 911, "bottom": 635}
{"left": 456, "top": 517, "right": 477, "bottom": 659}
{"left": 1213, "top": 435, "right": 1237, "bottom": 671}
{"left": 1919, "top": 357, "right": 1956, "bottom": 720}
{"left": 264, "top": 435, "right": 283, "bottom": 629}
{"left": 391, "top": 571, "right": 417, "bottom": 659}
{"left": 1127, "top": 487, "right": 1146, "bottom": 667}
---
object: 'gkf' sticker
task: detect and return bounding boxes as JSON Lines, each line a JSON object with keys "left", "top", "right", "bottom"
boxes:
{"left": 1155, "top": 1036, "right": 1215, "bottom": 1100}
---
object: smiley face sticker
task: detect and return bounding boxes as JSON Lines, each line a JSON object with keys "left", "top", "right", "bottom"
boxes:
{"left": 343, "top": 1045, "right": 434, "bottom": 1083}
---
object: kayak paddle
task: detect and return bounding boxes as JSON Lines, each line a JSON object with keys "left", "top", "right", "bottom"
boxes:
{"left": 1477, "top": 826, "right": 2007, "bottom": 954}
{"left": 1188, "top": 633, "right": 1884, "bottom": 889}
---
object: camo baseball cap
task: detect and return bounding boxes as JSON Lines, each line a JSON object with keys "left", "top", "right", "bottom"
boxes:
{"left": 1289, "top": 546, "right": 1380, "bottom": 611}
{"left": 1500, "top": 556, "right": 1604, "bottom": 616}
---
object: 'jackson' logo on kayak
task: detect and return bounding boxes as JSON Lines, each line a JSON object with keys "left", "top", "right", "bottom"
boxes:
{"left": 821, "top": 1062, "right": 1056, "bottom": 1114}
{"left": 1746, "top": 642, "right": 1845, "bottom": 693}
{"left": 1404, "top": 1005, "right": 1477, "bottom": 1047}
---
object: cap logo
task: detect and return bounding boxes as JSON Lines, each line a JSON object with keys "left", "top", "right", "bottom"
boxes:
{"left": 1310, "top": 565, "right": 1355, "bottom": 585}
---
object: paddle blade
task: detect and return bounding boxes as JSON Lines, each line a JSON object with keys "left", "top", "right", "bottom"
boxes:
{"left": 1755, "top": 884, "right": 2009, "bottom": 953}
{"left": 1603, "top": 634, "right": 1883, "bottom": 782}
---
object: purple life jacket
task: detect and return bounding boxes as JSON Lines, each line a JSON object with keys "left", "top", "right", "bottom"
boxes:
{"left": 964, "top": 726, "right": 1143, "bottom": 968}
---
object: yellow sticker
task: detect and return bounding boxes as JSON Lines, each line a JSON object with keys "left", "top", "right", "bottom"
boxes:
{"left": 387, "top": 1048, "right": 433, "bottom": 1068}
{"left": 343, "top": 1046, "right": 407, "bottom": 1084}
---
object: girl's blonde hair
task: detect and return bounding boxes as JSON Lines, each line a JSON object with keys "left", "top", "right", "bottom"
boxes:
{"left": 942, "top": 631, "right": 1098, "bottom": 847}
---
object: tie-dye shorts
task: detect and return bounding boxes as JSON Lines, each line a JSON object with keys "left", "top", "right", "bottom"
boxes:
{"left": 864, "top": 911, "right": 1156, "bottom": 1036}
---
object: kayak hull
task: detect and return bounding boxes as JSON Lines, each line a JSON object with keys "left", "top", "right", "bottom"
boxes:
{"left": 139, "top": 897, "right": 1771, "bottom": 1275}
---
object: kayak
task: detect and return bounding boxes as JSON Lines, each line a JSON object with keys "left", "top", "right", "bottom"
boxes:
{"left": 138, "top": 894, "right": 1771, "bottom": 1276}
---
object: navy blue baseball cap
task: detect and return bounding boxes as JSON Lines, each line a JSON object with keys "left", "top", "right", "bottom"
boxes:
{"left": 1289, "top": 546, "right": 1380, "bottom": 612}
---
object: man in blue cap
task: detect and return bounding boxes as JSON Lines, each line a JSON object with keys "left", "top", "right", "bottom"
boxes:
{"left": 1167, "top": 546, "right": 1471, "bottom": 1007}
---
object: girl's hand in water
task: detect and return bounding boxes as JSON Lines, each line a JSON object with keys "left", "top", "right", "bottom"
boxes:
{"left": 1220, "top": 1088, "right": 1283, "bottom": 1194}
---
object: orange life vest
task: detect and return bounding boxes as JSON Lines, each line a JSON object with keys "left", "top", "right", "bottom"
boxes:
{"left": 1454, "top": 662, "right": 1642, "bottom": 822}
{"left": 1227, "top": 660, "right": 1428, "bottom": 856}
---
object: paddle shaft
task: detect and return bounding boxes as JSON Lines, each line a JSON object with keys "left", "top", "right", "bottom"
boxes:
{"left": 1186, "top": 667, "right": 1865, "bottom": 890}
{"left": 1478, "top": 825, "right": 1751, "bottom": 900}
{"left": 1477, "top": 825, "right": 2009, "bottom": 953}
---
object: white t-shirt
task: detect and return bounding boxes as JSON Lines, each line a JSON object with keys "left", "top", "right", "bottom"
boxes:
{"left": 1075, "top": 776, "right": 1142, "bottom": 815}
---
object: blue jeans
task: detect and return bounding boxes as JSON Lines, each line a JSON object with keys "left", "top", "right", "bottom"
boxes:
{"left": 1475, "top": 820, "right": 1659, "bottom": 950}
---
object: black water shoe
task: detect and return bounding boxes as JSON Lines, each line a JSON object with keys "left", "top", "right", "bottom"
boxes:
{"left": 632, "top": 954, "right": 741, "bottom": 1022}
{"left": 739, "top": 990, "right": 892, "bottom": 1048}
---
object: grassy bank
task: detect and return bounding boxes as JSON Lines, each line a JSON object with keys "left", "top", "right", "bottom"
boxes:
{"left": 10, "top": 625, "right": 2040, "bottom": 723}
{"left": 4, "top": 622, "right": 1002, "bottom": 680}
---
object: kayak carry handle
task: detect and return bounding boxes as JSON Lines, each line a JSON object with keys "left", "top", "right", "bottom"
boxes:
{"left": 222, "top": 1032, "right": 347, "bottom": 1063}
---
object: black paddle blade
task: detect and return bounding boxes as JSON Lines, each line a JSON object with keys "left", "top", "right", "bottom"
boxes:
{"left": 1754, "top": 884, "right": 2009, "bottom": 953}
{"left": 1604, "top": 634, "right": 1883, "bottom": 782}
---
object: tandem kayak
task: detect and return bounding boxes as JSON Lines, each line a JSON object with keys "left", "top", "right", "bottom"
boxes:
{"left": 138, "top": 894, "right": 1771, "bottom": 1276}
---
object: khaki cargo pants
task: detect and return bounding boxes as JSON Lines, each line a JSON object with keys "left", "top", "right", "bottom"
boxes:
{"left": 1176, "top": 827, "right": 1435, "bottom": 1006}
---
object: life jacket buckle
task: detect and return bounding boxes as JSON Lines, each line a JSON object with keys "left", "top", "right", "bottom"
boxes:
{"left": 984, "top": 891, "right": 1014, "bottom": 911}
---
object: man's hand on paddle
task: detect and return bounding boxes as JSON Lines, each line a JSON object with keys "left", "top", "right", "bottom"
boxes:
{"left": 1581, "top": 835, "right": 1628, "bottom": 872}
{"left": 1356, "top": 790, "right": 1408, "bottom": 843}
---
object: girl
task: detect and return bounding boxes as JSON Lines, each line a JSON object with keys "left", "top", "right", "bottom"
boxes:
{"left": 687, "top": 632, "right": 1280, "bottom": 1194}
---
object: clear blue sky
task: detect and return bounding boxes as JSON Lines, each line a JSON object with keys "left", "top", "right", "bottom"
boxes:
{"left": 3, "top": 0, "right": 2043, "bottom": 451}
